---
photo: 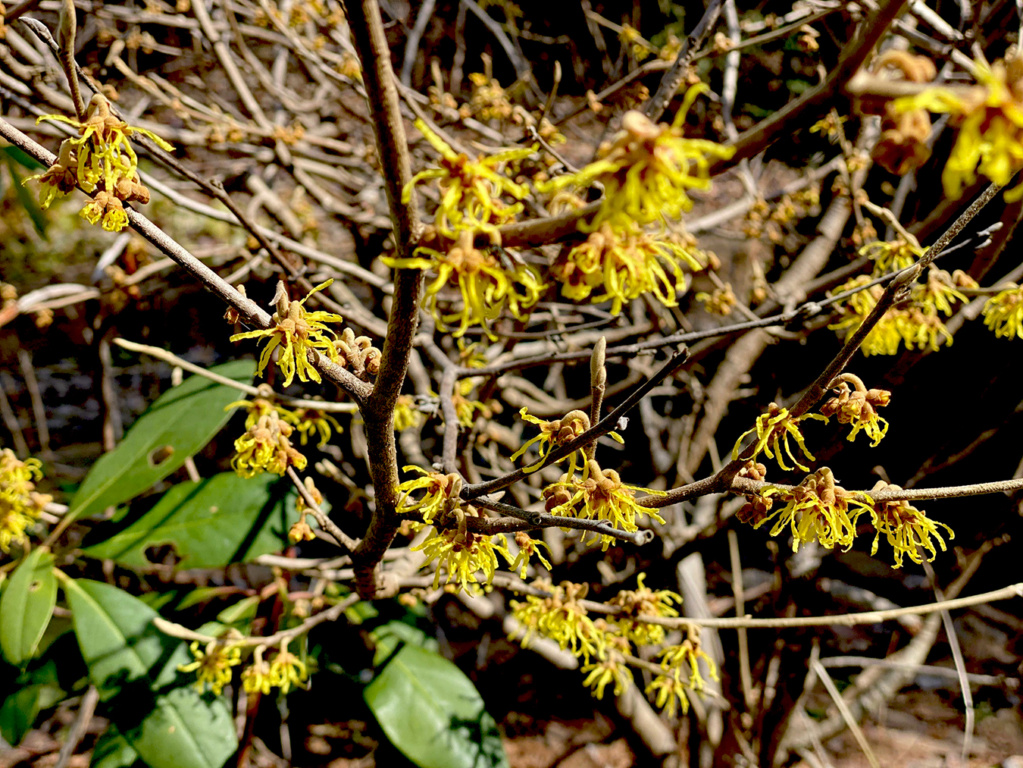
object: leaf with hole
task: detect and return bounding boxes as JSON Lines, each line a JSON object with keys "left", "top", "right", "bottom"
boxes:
{"left": 66, "top": 360, "right": 254, "bottom": 524}
{"left": 82, "top": 473, "right": 299, "bottom": 569}
{"left": 0, "top": 548, "right": 57, "bottom": 666}
{"left": 364, "top": 644, "right": 508, "bottom": 768}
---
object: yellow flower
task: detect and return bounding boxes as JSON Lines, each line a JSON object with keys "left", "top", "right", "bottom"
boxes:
{"left": 647, "top": 632, "right": 718, "bottom": 716}
{"left": 895, "top": 53, "right": 1023, "bottom": 198}
{"left": 752, "top": 468, "right": 874, "bottom": 552}
{"left": 646, "top": 670, "right": 691, "bottom": 718}
{"left": 241, "top": 648, "right": 273, "bottom": 695}
{"left": 542, "top": 459, "right": 665, "bottom": 551}
{"left": 384, "top": 229, "right": 544, "bottom": 339}
{"left": 511, "top": 580, "right": 605, "bottom": 662}
{"left": 37, "top": 94, "right": 172, "bottom": 195}
{"left": 230, "top": 280, "right": 342, "bottom": 387}
{"left": 511, "top": 407, "right": 593, "bottom": 474}
{"left": 268, "top": 641, "right": 308, "bottom": 693}
{"left": 830, "top": 267, "right": 968, "bottom": 356}
{"left": 731, "top": 402, "right": 827, "bottom": 472}
{"left": 25, "top": 140, "right": 78, "bottom": 208}
{"left": 982, "top": 283, "right": 1023, "bottom": 339}
{"left": 819, "top": 374, "right": 891, "bottom": 447}
{"left": 554, "top": 223, "right": 706, "bottom": 315}
{"left": 395, "top": 466, "right": 462, "bottom": 524}
{"left": 230, "top": 405, "right": 306, "bottom": 478}
{"left": 609, "top": 573, "right": 681, "bottom": 647}
{"left": 178, "top": 640, "right": 242, "bottom": 695}
{"left": 292, "top": 408, "right": 343, "bottom": 446}
{"left": 393, "top": 395, "right": 423, "bottom": 432}
{"left": 865, "top": 482, "right": 954, "bottom": 568}
{"left": 503, "top": 531, "right": 553, "bottom": 579}
{"left": 541, "top": 89, "right": 734, "bottom": 230}
{"left": 79, "top": 190, "right": 129, "bottom": 232}
{"left": 412, "top": 508, "right": 509, "bottom": 593}
{"left": 581, "top": 654, "right": 634, "bottom": 699}
{"left": 859, "top": 237, "right": 925, "bottom": 274}
{"left": 404, "top": 119, "right": 533, "bottom": 236}
{"left": 0, "top": 449, "right": 51, "bottom": 553}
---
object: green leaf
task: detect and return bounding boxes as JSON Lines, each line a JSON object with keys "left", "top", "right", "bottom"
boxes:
{"left": 64, "top": 579, "right": 237, "bottom": 768}
{"left": 83, "top": 473, "right": 298, "bottom": 569}
{"left": 66, "top": 360, "right": 254, "bottom": 524}
{"left": 364, "top": 645, "right": 508, "bottom": 768}
{"left": 370, "top": 620, "right": 438, "bottom": 667}
{"left": 91, "top": 727, "right": 143, "bottom": 768}
{"left": 0, "top": 548, "right": 57, "bottom": 665}
{"left": 5, "top": 155, "right": 49, "bottom": 236}
{"left": 0, "top": 660, "right": 63, "bottom": 745}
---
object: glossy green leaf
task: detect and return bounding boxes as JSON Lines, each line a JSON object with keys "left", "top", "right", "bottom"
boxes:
{"left": 64, "top": 579, "right": 237, "bottom": 768}
{"left": 364, "top": 645, "right": 508, "bottom": 768}
{"left": 66, "top": 360, "right": 254, "bottom": 524}
{"left": 0, "top": 548, "right": 57, "bottom": 665}
{"left": 83, "top": 473, "right": 298, "bottom": 569}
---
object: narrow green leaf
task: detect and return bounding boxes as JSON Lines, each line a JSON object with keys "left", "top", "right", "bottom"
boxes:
{"left": 66, "top": 361, "right": 254, "bottom": 523}
{"left": 364, "top": 645, "right": 508, "bottom": 768}
{"left": 6, "top": 156, "right": 49, "bottom": 236}
{"left": 83, "top": 473, "right": 298, "bottom": 569}
{"left": 64, "top": 579, "right": 237, "bottom": 768}
{"left": 0, "top": 548, "right": 57, "bottom": 665}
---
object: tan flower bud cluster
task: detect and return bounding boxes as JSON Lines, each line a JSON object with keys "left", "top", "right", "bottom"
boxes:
{"left": 869, "top": 51, "right": 938, "bottom": 175}
{"left": 333, "top": 328, "right": 381, "bottom": 380}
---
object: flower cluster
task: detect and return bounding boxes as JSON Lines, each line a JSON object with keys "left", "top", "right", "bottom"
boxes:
{"left": 29, "top": 94, "right": 172, "bottom": 230}
{"left": 511, "top": 407, "right": 593, "bottom": 473}
{"left": 866, "top": 481, "right": 954, "bottom": 568}
{"left": 646, "top": 633, "right": 717, "bottom": 717}
{"left": 731, "top": 402, "right": 828, "bottom": 472}
{"left": 178, "top": 640, "right": 242, "bottom": 695}
{"left": 395, "top": 466, "right": 463, "bottom": 523}
{"left": 820, "top": 374, "right": 891, "bottom": 447}
{"left": 542, "top": 458, "right": 665, "bottom": 551}
{"left": 982, "top": 283, "right": 1023, "bottom": 339}
{"left": 291, "top": 408, "right": 343, "bottom": 447}
{"left": 385, "top": 229, "right": 544, "bottom": 338}
{"left": 511, "top": 578, "right": 716, "bottom": 714}
{"left": 553, "top": 223, "right": 707, "bottom": 315}
{"left": 859, "top": 236, "right": 925, "bottom": 274}
{"left": 228, "top": 398, "right": 307, "bottom": 478}
{"left": 608, "top": 573, "right": 681, "bottom": 646}
{"left": 829, "top": 268, "right": 972, "bottom": 356}
{"left": 894, "top": 51, "right": 1023, "bottom": 198}
{"left": 393, "top": 394, "right": 424, "bottom": 432}
{"left": 403, "top": 119, "right": 533, "bottom": 236}
{"left": 511, "top": 581, "right": 605, "bottom": 662}
{"left": 741, "top": 471, "right": 954, "bottom": 567}
{"left": 231, "top": 280, "right": 342, "bottom": 386}
{"left": 542, "top": 96, "right": 735, "bottom": 230}
{"left": 0, "top": 449, "right": 51, "bottom": 553}
{"left": 180, "top": 640, "right": 308, "bottom": 697}
{"left": 747, "top": 468, "right": 874, "bottom": 552}
{"left": 412, "top": 507, "right": 510, "bottom": 592}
